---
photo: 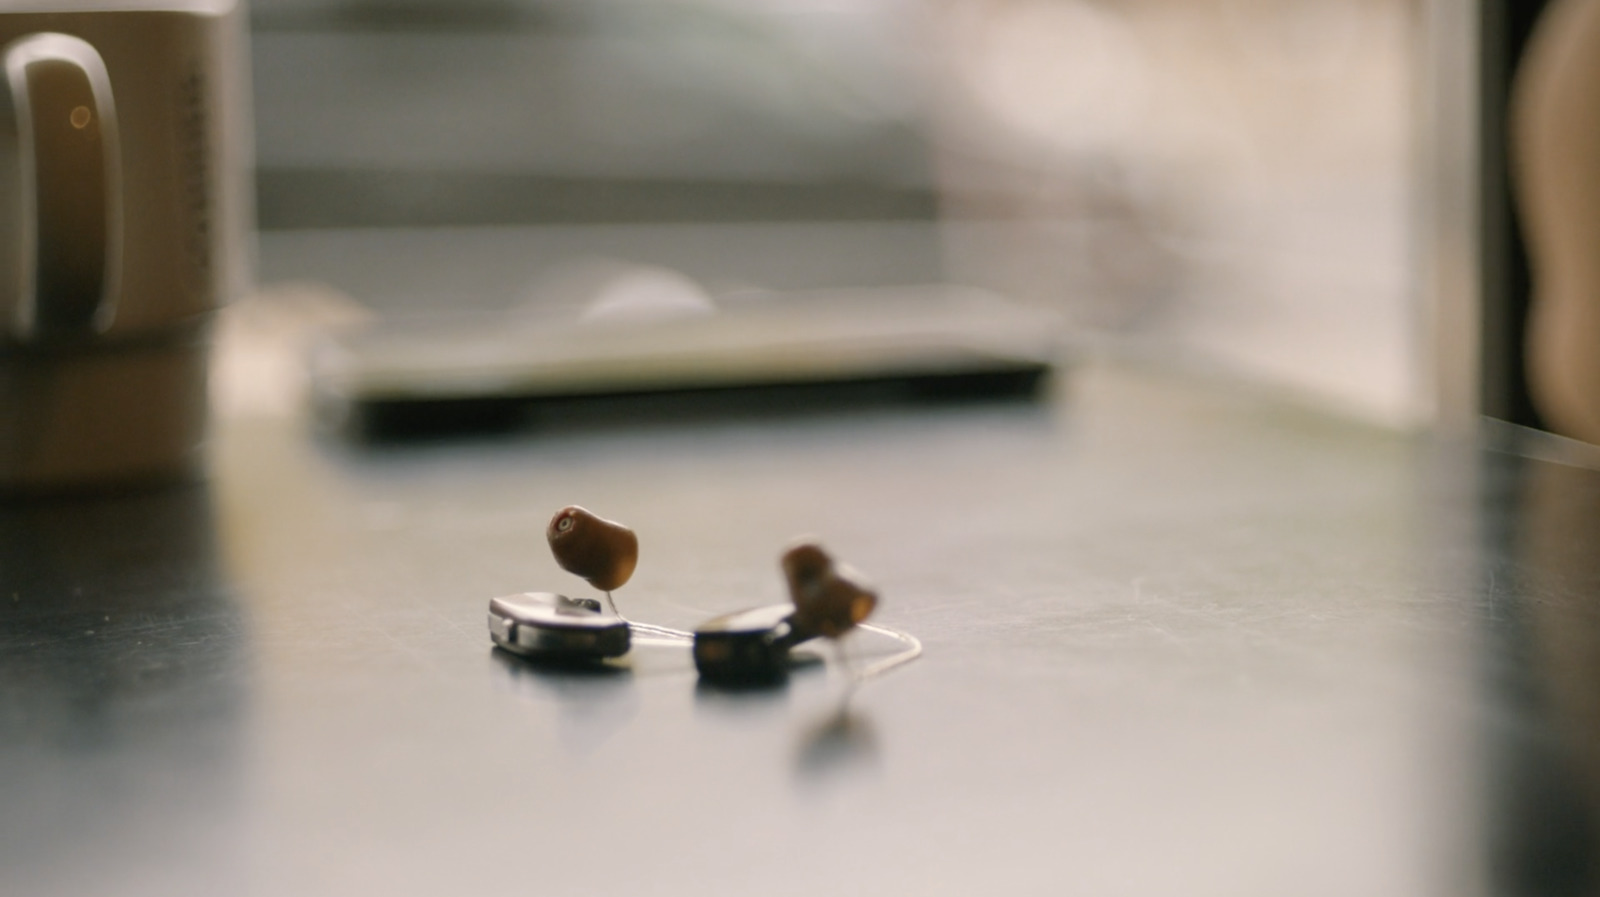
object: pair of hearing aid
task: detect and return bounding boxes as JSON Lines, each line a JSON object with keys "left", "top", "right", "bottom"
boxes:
{"left": 485, "top": 505, "right": 879, "bottom": 683}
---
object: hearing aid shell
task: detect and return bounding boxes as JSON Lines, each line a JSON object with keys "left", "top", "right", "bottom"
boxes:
{"left": 547, "top": 506, "right": 638, "bottom": 593}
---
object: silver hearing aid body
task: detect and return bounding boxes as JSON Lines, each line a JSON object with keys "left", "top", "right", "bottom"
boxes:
{"left": 488, "top": 592, "right": 630, "bottom": 660}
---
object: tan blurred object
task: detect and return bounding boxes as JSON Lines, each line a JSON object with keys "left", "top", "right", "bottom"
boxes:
{"left": 209, "top": 282, "right": 369, "bottom": 421}
{"left": 931, "top": 0, "right": 1417, "bottom": 426}
{"left": 1516, "top": 0, "right": 1600, "bottom": 443}
{"left": 0, "top": 1, "right": 251, "bottom": 492}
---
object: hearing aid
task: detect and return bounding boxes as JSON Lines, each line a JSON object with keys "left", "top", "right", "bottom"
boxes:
{"left": 693, "top": 603, "right": 807, "bottom": 683}
{"left": 692, "top": 539, "right": 878, "bottom": 683}
{"left": 488, "top": 592, "right": 631, "bottom": 660}
{"left": 486, "top": 506, "right": 640, "bottom": 662}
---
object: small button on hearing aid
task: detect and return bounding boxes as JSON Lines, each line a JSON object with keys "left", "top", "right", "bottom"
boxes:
{"left": 693, "top": 539, "right": 878, "bottom": 683}
{"left": 547, "top": 505, "right": 638, "bottom": 616}
{"left": 487, "top": 592, "right": 631, "bottom": 660}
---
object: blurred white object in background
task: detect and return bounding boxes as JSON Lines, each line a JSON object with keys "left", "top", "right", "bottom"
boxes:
{"left": 211, "top": 282, "right": 370, "bottom": 420}
{"left": 931, "top": 0, "right": 1420, "bottom": 427}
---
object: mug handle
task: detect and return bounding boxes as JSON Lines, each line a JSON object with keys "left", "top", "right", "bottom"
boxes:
{"left": 0, "top": 33, "right": 121, "bottom": 340}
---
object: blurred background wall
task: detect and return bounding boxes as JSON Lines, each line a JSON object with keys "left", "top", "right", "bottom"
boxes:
{"left": 249, "top": 0, "right": 1425, "bottom": 425}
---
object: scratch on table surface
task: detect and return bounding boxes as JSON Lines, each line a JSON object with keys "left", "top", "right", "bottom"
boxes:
{"left": 377, "top": 623, "right": 441, "bottom": 672}
{"left": 1139, "top": 620, "right": 1196, "bottom": 654}
{"left": 1129, "top": 576, "right": 1301, "bottom": 654}
{"left": 1484, "top": 569, "right": 1501, "bottom": 623}
{"left": 436, "top": 607, "right": 477, "bottom": 639}
{"left": 653, "top": 592, "right": 725, "bottom": 619}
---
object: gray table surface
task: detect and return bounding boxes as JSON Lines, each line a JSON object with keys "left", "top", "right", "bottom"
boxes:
{"left": 4, "top": 359, "right": 1599, "bottom": 896}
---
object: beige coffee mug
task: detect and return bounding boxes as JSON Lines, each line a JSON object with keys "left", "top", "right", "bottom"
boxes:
{"left": 0, "top": 0, "right": 251, "bottom": 492}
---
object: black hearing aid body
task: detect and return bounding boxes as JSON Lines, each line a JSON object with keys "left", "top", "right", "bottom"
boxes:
{"left": 692, "top": 603, "right": 809, "bottom": 683}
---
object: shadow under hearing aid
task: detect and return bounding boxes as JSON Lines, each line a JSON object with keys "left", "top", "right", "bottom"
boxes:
{"left": 691, "top": 653, "right": 828, "bottom": 720}
{"left": 490, "top": 647, "right": 641, "bottom": 753}
{"left": 793, "top": 707, "right": 880, "bottom": 785}
{"left": 691, "top": 648, "right": 827, "bottom": 697}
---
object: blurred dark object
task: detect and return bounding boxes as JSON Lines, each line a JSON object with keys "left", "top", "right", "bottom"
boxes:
{"left": 1469, "top": 428, "right": 1600, "bottom": 894}
{"left": 308, "top": 284, "right": 1057, "bottom": 440}
{"left": 1480, "top": 0, "right": 1553, "bottom": 428}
